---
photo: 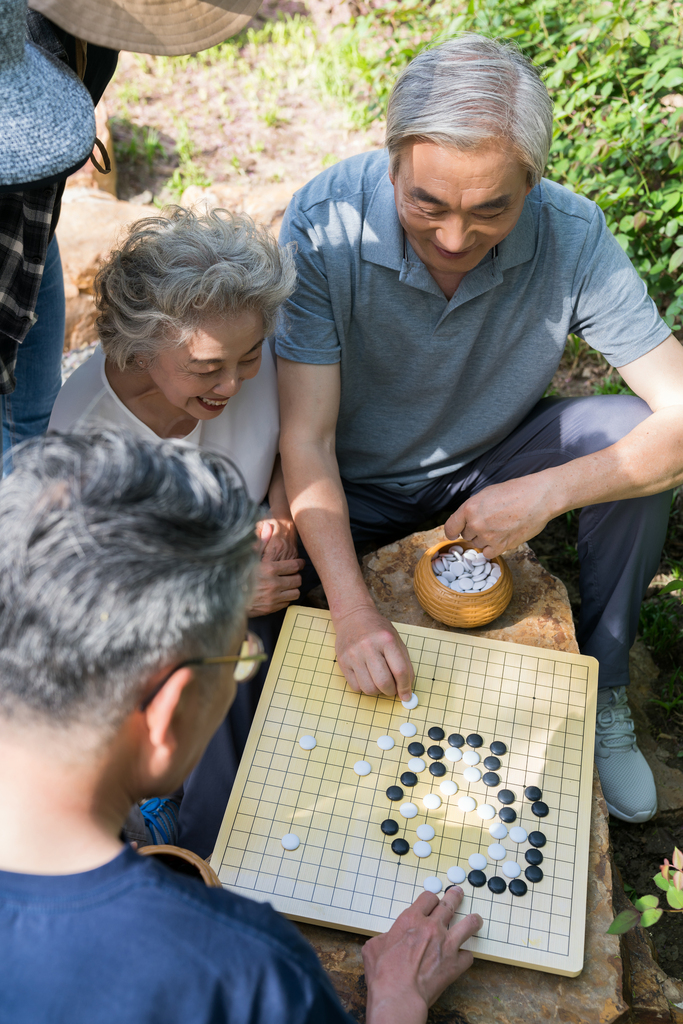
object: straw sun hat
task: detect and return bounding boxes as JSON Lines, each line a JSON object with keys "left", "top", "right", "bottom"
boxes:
{"left": 28, "top": 0, "right": 262, "bottom": 56}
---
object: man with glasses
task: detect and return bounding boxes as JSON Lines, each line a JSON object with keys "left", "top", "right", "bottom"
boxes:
{"left": 0, "top": 429, "right": 481, "bottom": 1024}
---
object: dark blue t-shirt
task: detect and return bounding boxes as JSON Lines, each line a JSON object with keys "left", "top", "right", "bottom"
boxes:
{"left": 0, "top": 846, "right": 353, "bottom": 1024}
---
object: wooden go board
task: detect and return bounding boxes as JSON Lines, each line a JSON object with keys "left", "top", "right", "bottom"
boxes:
{"left": 211, "top": 607, "right": 598, "bottom": 976}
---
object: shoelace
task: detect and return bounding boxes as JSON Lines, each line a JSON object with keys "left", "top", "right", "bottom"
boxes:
{"left": 140, "top": 797, "right": 178, "bottom": 845}
{"left": 595, "top": 686, "right": 636, "bottom": 750}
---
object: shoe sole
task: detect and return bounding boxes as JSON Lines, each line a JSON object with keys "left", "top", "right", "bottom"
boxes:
{"left": 605, "top": 798, "right": 657, "bottom": 824}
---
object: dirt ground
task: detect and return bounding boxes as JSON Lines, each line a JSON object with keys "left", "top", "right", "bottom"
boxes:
{"left": 101, "top": 2, "right": 683, "bottom": 982}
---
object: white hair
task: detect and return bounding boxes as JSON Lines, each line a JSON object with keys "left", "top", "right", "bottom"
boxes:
{"left": 386, "top": 35, "right": 554, "bottom": 187}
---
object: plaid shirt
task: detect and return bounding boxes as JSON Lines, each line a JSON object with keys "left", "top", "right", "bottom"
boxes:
{"left": 0, "top": 14, "right": 65, "bottom": 395}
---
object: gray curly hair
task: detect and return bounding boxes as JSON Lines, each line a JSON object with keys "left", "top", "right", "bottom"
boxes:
{"left": 95, "top": 207, "right": 297, "bottom": 369}
{"left": 386, "top": 35, "right": 553, "bottom": 187}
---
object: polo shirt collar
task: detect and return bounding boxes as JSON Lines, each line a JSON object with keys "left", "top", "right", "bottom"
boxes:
{"left": 360, "top": 169, "right": 537, "bottom": 296}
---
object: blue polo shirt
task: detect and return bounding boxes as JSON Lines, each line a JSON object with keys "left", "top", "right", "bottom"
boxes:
{"left": 275, "top": 150, "right": 669, "bottom": 491}
{"left": 0, "top": 846, "right": 352, "bottom": 1024}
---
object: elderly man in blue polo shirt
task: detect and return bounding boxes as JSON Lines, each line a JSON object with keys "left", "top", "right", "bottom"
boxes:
{"left": 276, "top": 35, "right": 683, "bottom": 825}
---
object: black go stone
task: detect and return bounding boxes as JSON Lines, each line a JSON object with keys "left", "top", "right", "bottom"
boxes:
{"left": 429, "top": 762, "right": 446, "bottom": 777}
{"left": 525, "top": 849, "right": 544, "bottom": 866}
{"left": 408, "top": 742, "right": 425, "bottom": 757}
{"left": 498, "top": 789, "right": 515, "bottom": 805}
{"left": 444, "top": 884, "right": 458, "bottom": 893}
{"left": 468, "top": 870, "right": 487, "bottom": 887}
{"left": 427, "top": 745, "right": 444, "bottom": 760}
{"left": 509, "top": 878, "right": 528, "bottom": 897}
{"left": 400, "top": 772, "right": 418, "bottom": 787}
{"left": 525, "top": 865, "right": 544, "bottom": 883}
{"left": 381, "top": 819, "right": 399, "bottom": 835}
{"left": 490, "top": 741, "right": 507, "bottom": 756}
{"left": 466, "top": 733, "right": 483, "bottom": 748}
{"left": 483, "top": 756, "right": 501, "bottom": 771}
{"left": 528, "top": 831, "right": 547, "bottom": 848}
{"left": 531, "top": 801, "right": 549, "bottom": 818}
{"left": 524, "top": 786, "right": 542, "bottom": 802}
{"left": 391, "top": 838, "right": 410, "bottom": 856}
{"left": 488, "top": 876, "right": 507, "bottom": 895}
{"left": 428, "top": 726, "right": 445, "bottom": 741}
{"left": 386, "top": 786, "right": 403, "bottom": 801}
{"left": 499, "top": 807, "right": 517, "bottom": 824}
{"left": 448, "top": 733, "right": 465, "bottom": 748}
{"left": 483, "top": 772, "right": 500, "bottom": 787}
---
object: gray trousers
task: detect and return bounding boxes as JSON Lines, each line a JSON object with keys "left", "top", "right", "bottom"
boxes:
{"left": 341, "top": 395, "right": 671, "bottom": 690}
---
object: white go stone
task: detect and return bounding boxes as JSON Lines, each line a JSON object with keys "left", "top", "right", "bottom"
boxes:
{"left": 450, "top": 580, "right": 462, "bottom": 592}
{"left": 468, "top": 853, "right": 487, "bottom": 871}
{"left": 489, "top": 822, "right": 508, "bottom": 840}
{"left": 462, "top": 751, "right": 480, "bottom": 766}
{"left": 488, "top": 843, "right": 507, "bottom": 860}
{"left": 376, "top": 735, "right": 394, "bottom": 750}
{"left": 449, "top": 545, "right": 464, "bottom": 555}
{"left": 447, "top": 865, "right": 467, "bottom": 884}
{"left": 423, "top": 793, "right": 442, "bottom": 810}
{"left": 299, "top": 735, "right": 317, "bottom": 750}
{"left": 399, "top": 723, "right": 417, "bottom": 737}
{"left": 471, "top": 553, "right": 487, "bottom": 566}
{"left": 502, "top": 861, "right": 521, "bottom": 879}
{"left": 464, "top": 549, "right": 479, "bottom": 560}
{"left": 442, "top": 571, "right": 455, "bottom": 583}
{"left": 416, "top": 824, "right": 435, "bottom": 841}
{"left": 408, "top": 757, "right": 426, "bottom": 773}
{"left": 459, "top": 576, "right": 474, "bottom": 591}
{"left": 452, "top": 562, "right": 465, "bottom": 577}
{"left": 281, "top": 833, "right": 300, "bottom": 851}
{"left": 440, "top": 780, "right": 458, "bottom": 796}
{"left": 509, "top": 826, "right": 528, "bottom": 844}
{"left": 353, "top": 760, "right": 371, "bottom": 776}
{"left": 476, "top": 804, "right": 496, "bottom": 820}
{"left": 424, "top": 876, "right": 442, "bottom": 894}
{"left": 463, "top": 766, "right": 482, "bottom": 783}
{"left": 400, "top": 802, "right": 418, "bottom": 818}
{"left": 458, "top": 796, "right": 477, "bottom": 813}
{"left": 401, "top": 693, "right": 419, "bottom": 710}
{"left": 445, "top": 747, "right": 462, "bottom": 762}
{"left": 413, "top": 841, "right": 432, "bottom": 858}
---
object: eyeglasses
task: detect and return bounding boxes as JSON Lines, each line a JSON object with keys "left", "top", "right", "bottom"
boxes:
{"left": 139, "top": 631, "right": 267, "bottom": 712}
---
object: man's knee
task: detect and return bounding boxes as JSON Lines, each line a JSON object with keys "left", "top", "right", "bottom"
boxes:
{"left": 560, "top": 394, "right": 653, "bottom": 453}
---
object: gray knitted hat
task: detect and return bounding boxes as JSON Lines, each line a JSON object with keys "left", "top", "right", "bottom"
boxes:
{"left": 0, "top": 0, "right": 96, "bottom": 191}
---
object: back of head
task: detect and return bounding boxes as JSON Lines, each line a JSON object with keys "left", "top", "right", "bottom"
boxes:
{"left": 0, "top": 431, "right": 258, "bottom": 731}
{"left": 386, "top": 34, "right": 553, "bottom": 186}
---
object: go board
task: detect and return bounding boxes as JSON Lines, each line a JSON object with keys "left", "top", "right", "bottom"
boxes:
{"left": 211, "top": 606, "right": 598, "bottom": 976}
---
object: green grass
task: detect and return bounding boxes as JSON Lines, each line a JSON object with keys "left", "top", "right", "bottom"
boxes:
{"left": 639, "top": 595, "right": 683, "bottom": 655}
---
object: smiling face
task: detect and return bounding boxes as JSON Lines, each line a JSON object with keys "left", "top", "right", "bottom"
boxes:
{"left": 389, "top": 140, "right": 532, "bottom": 293}
{"left": 146, "top": 310, "right": 264, "bottom": 420}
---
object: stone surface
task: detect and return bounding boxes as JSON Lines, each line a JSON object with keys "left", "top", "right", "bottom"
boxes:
{"left": 628, "top": 641, "right": 683, "bottom": 817}
{"left": 361, "top": 527, "right": 578, "bottom": 654}
{"left": 297, "top": 527, "right": 625, "bottom": 1023}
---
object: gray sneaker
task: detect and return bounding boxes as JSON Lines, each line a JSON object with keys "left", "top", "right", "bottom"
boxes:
{"left": 594, "top": 686, "right": 657, "bottom": 823}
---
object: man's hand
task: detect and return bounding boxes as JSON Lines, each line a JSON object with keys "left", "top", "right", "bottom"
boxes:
{"left": 335, "top": 606, "right": 415, "bottom": 700}
{"left": 248, "top": 522, "right": 304, "bottom": 616}
{"left": 445, "top": 472, "right": 559, "bottom": 559}
{"left": 363, "top": 887, "right": 482, "bottom": 1024}
{"left": 257, "top": 516, "right": 299, "bottom": 562}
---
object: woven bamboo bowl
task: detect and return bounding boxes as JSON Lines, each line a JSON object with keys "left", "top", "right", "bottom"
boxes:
{"left": 138, "top": 844, "right": 222, "bottom": 888}
{"left": 413, "top": 537, "right": 513, "bottom": 628}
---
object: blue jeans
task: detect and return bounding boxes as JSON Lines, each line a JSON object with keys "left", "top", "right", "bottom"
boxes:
{"left": 2, "top": 236, "right": 65, "bottom": 467}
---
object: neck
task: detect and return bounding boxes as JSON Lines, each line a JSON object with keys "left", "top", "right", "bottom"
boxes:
{"left": 105, "top": 361, "right": 198, "bottom": 440}
{"left": 0, "top": 723, "right": 129, "bottom": 875}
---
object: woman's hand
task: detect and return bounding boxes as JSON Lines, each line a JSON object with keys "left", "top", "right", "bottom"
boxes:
{"left": 248, "top": 520, "right": 304, "bottom": 617}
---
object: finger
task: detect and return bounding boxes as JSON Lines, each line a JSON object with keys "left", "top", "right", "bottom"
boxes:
{"left": 258, "top": 520, "right": 274, "bottom": 550}
{"left": 341, "top": 662, "right": 362, "bottom": 694}
{"left": 430, "top": 884, "right": 464, "bottom": 921}
{"left": 363, "top": 649, "right": 400, "bottom": 697}
{"left": 270, "top": 559, "right": 306, "bottom": 575}
{"left": 446, "top": 912, "right": 484, "bottom": 948}
{"left": 409, "top": 890, "right": 441, "bottom": 918}
{"left": 383, "top": 640, "right": 414, "bottom": 701}
{"left": 347, "top": 658, "right": 384, "bottom": 697}
{"left": 444, "top": 508, "right": 466, "bottom": 540}
{"left": 276, "top": 587, "right": 301, "bottom": 603}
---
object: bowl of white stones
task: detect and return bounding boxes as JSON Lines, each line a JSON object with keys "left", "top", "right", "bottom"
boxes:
{"left": 413, "top": 537, "right": 513, "bottom": 628}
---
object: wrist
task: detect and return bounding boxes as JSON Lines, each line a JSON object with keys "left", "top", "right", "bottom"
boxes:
{"left": 366, "top": 988, "right": 428, "bottom": 1024}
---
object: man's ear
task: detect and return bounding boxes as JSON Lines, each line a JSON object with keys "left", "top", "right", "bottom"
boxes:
{"left": 141, "top": 666, "right": 196, "bottom": 776}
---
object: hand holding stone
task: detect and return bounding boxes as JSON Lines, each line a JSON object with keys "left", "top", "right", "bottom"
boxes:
{"left": 334, "top": 606, "right": 414, "bottom": 700}
{"left": 362, "top": 886, "right": 482, "bottom": 1024}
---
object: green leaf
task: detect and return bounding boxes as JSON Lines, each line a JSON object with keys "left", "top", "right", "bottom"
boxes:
{"left": 640, "top": 908, "right": 664, "bottom": 928}
{"left": 666, "top": 219, "right": 680, "bottom": 237}
{"left": 661, "top": 69, "right": 683, "bottom": 90}
{"left": 666, "top": 886, "right": 683, "bottom": 909}
{"left": 607, "top": 908, "right": 641, "bottom": 934}
{"left": 669, "top": 141, "right": 682, "bottom": 163}
{"left": 634, "top": 895, "right": 660, "bottom": 910}
{"left": 668, "top": 248, "right": 683, "bottom": 274}
{"left": 612, "top": 19, "right": 630, "bottom": 41}
{"left": 654, "top": 872, "right": 671, "bottom": 891}
{"left": 633, "top": 211, "right": 648, "bottom": 231}
{"left": 633, "top": 29, "right": 650, "bottom": 48}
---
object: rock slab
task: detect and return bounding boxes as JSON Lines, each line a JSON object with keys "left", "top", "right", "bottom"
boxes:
{"left": 297, "top": 527, "right": 626, "bottom": 1024}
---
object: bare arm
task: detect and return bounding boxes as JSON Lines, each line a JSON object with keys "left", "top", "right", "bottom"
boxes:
{"left": 278, "top": 357, "right": 414, "bottom": 699}
{"left": 446, "top": 334, "right": 683, "bottom": 556}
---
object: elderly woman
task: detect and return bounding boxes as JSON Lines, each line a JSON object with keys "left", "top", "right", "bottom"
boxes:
{"left": 49, "top": 207, "right": 303, "bottom": 857}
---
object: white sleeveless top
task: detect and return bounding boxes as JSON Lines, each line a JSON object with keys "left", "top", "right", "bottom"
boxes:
{"left": 48, "top": 342, "right": 280, "bottom": 504}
